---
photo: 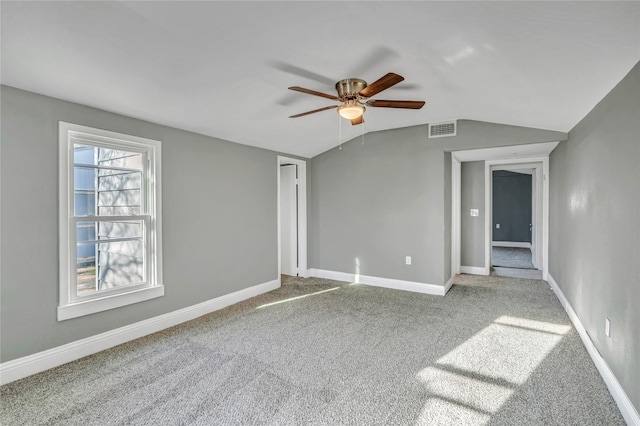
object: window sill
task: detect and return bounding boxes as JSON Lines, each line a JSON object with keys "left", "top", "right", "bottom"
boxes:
{"left": 57, "top": 285, "right": 164, "bottom": 321}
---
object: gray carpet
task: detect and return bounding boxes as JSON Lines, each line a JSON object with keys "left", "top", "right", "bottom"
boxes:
{"left": 492, "top": 246, "right": 535, "bottom": 269}
{"left": 1, "top": 275, "right": 624, "bottom": 425}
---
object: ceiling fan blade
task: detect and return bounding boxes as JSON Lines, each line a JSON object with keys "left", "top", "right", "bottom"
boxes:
{"left": 348, "top": 46, "right": 398, "bottom": 77}
{"left": 289, "top": 105, "right": 339, "bottom": 118}
{"left": 269, "top": 61, "right": 335, "bottom": 85}
{"left": 288, "top": 86, "right": 340, "bottom": 101}
{"left": 351, "top": 115, "right": 364, "bottom": 126}
{"left": 358, "top": 73, "right": 404, "bottom": 98}
{"left": 367, "top": 100, "right": 425, "bottom": 109}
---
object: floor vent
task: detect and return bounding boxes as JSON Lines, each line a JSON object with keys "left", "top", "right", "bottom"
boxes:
{"left": 428, "top": 120, "right": 457, "bottom": 138}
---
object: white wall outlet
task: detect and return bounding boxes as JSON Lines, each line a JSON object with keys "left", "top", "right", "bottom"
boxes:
{"left": 496, "top": 223, "right": 500, "bottom": 229}
{"left": 405, "top": 256, "right": 412, "bottom": 265}
{"left": 470, "top": 209, "right": 479, "bottom": 217}
{"left": 605, "top": 317, "right": 611, "bottom": 337}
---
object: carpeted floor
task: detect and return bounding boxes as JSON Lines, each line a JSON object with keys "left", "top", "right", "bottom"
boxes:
{"left": 492, "top": 246, "right": 535, "bottom": 269}
{"left": 0, "top": 275, "right": 624, "bottom": 425}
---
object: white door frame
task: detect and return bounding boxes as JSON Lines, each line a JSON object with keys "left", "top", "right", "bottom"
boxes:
{"left": 451, "top": 142, "right": 558, "bottom": 281}
{"left": 531, "top": 167, "right": 538, "bottom": 268}
{"left": 451, "top": 156, "right": 462, "bottom": 275}
{"left": 277, "top": 156, "right": 308, "bottom": 280}
{"left": 486, "top": 159, "right": 546, "bottom": 277}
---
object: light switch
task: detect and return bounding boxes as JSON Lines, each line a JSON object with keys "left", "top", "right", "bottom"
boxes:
{"left": 496, "top": 223, "right": 500, "bottom": 229}
{"left": 470, "top": 209, "right": 479, "bottom": 217}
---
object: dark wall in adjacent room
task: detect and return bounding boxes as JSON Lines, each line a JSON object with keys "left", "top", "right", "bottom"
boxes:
{"left": 492, "top": 170, "right": 532, "bottom": 243}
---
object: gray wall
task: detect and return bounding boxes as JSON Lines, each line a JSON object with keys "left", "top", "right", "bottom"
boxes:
{"left": 461, "top": 161, "right": 485, "bottom": 268}
{"left": 310, "top": 120, "right": 566, "bottom": 287}
{"left": 0, "top": 86, "right": 279, "bottom": 362}
{"left": 549, "top": 62, "right": 640, "bottom": 411}
{"left": 492, "top": 170, "right": 532, "bottom": 243}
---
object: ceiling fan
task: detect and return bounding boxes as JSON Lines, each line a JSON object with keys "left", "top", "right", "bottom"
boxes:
{"left": 288, "top": 72, "right": 425, "bottom": 125}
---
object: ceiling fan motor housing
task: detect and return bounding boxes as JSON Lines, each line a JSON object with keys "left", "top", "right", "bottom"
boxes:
{"left": 335, "top": 78, "right": 367, "bottom": 100}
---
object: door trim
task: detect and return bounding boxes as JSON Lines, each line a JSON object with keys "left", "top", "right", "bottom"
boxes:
{"left": 451, "top": 156, "right": 461, "bottom": 275}
{"left": 451, "top": 141, "right": 558, "bottom": 281}
{"left": 277, "top": 156, "right": 308, "bottom": 279}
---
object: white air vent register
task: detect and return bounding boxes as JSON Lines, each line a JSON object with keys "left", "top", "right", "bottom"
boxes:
{"left": 428, "top": 120, "right": 457, "bottom": 138}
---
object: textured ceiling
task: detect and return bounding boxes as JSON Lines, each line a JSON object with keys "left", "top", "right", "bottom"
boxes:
{"left": 2, "top": 1, "right": 639, "bottom": 158}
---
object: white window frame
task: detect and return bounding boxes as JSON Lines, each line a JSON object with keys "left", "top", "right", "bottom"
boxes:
{"left": 58, "top": 122, "right": 163, "bottom": 321}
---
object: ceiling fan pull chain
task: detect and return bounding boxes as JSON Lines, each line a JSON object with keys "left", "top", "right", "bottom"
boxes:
{"left": 361, "top": 121, "right": 365, "bottom": 146}
{"left": 338, "top": 114, "right": 343, "bottom": 151}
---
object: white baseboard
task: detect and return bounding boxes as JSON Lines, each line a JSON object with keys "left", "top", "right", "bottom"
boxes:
{"left": 547, "top": 274, "right": 640, "bottom": 425}
{"left": 460, "top": 265, "right": 489, "bottom": 276}
{"left": 0, "top": 279, "right": 280, "bottom": 386}
{"left": 492, "top": 241, "right": 532, "bottom": 248}
{"left": 308, "top": 268, "right": 445, "bottom": 296}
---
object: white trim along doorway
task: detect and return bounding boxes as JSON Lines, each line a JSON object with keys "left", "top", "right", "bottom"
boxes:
{"left": 277, "top": 156, "right": 308, "bottom": 281}
{"left": 451, "top": 141, "right": 559, "bottom": 281}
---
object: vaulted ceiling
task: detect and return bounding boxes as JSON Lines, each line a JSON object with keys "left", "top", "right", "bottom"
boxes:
{"left": 2, "top": 1, "right": 639, "bottom": 158}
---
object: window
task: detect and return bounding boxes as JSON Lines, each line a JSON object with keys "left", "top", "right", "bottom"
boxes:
{"left": 58, "top": 122, "right": 163, "bottom": 320}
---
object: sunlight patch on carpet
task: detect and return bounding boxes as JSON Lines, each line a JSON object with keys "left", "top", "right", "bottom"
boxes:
{"left": 255, "top": 287, "right": 340, "bottom": 309}
{"left": 416, "top": 315, "right": 570, "bottom": 425}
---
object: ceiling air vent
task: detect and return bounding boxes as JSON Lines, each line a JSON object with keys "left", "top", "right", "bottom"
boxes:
{"left": 428, "top": 120, "right": 457, "bottom": 138}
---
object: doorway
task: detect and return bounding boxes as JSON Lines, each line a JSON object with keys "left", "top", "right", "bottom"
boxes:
{"left": 277, "top": 156, "right": 308, "bottom": 281}
{"left": 489, "top": 164, "right": 543, "bottom": 279}
{"left": 491, "top": 167, "right": 535, "bottom": 268}
{"left": 451, "top": 141, "right": 558, "bottom": 282}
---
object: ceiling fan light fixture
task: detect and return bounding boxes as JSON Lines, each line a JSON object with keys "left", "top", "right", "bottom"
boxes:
{"left": 337, "top": 101, "right": 365, "bottom": 120}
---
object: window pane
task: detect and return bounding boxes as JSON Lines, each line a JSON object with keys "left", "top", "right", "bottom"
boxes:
{"left": 73, "top": 144, "right": 96, "bottom": 165}
{"left": 74, "top": 146, "right": 143, "bottom": 217}
{"left": 76, "top": 254, "right": 97, "bottom": 296}
{"left": 76, "top": 220, "right": 143, "bottom": 242}
{"left": 74, "top": 165, "right": 96, "bottom": 216}
{"left": 74, "top": 144, "right": 143, "bottom": 170}
{"left": 98, "top": 240, "right": 144, "bottom": 290}
{"left": 97, "top": 168, "right": 141, "bottom": 190}
{"left": 97, "top": 169, "right": 141, "bottom": 216}
{"left": 98, "top": 220, "right": 143, "bottom": 240}
{"left": 74, "top": 191, "right": 96, "bottom": 216}
{"left": 74, "top": 165, "right": 96, "bottom": 190}
{"left": 98, "top": 148, "right": 143, "bottom": 170}
{"left": 77, "top": 221, "right": 97, "bottom": 243}
{"left": 76, "top": 220, "right": 144, "bottom": 297}
{"left": 77, "top": 236, "right": 97, "bottom": 296}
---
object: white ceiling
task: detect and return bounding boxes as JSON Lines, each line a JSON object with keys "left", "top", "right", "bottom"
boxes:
{"left": 2, "top": 1, "right": 639, "bottom": 158}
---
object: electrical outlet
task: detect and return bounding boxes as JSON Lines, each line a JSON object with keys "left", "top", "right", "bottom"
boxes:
{"left": 470, "top": 209, "right": 479, "bottom": 217}
{"left": 405, "top": 256, "right": 412, "bottom": 265}
{"left": 605, "top": 317, "right": 611, "bottom": 337}
{"left": 496, "top": 223, "right": 500, "bottom": 229}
